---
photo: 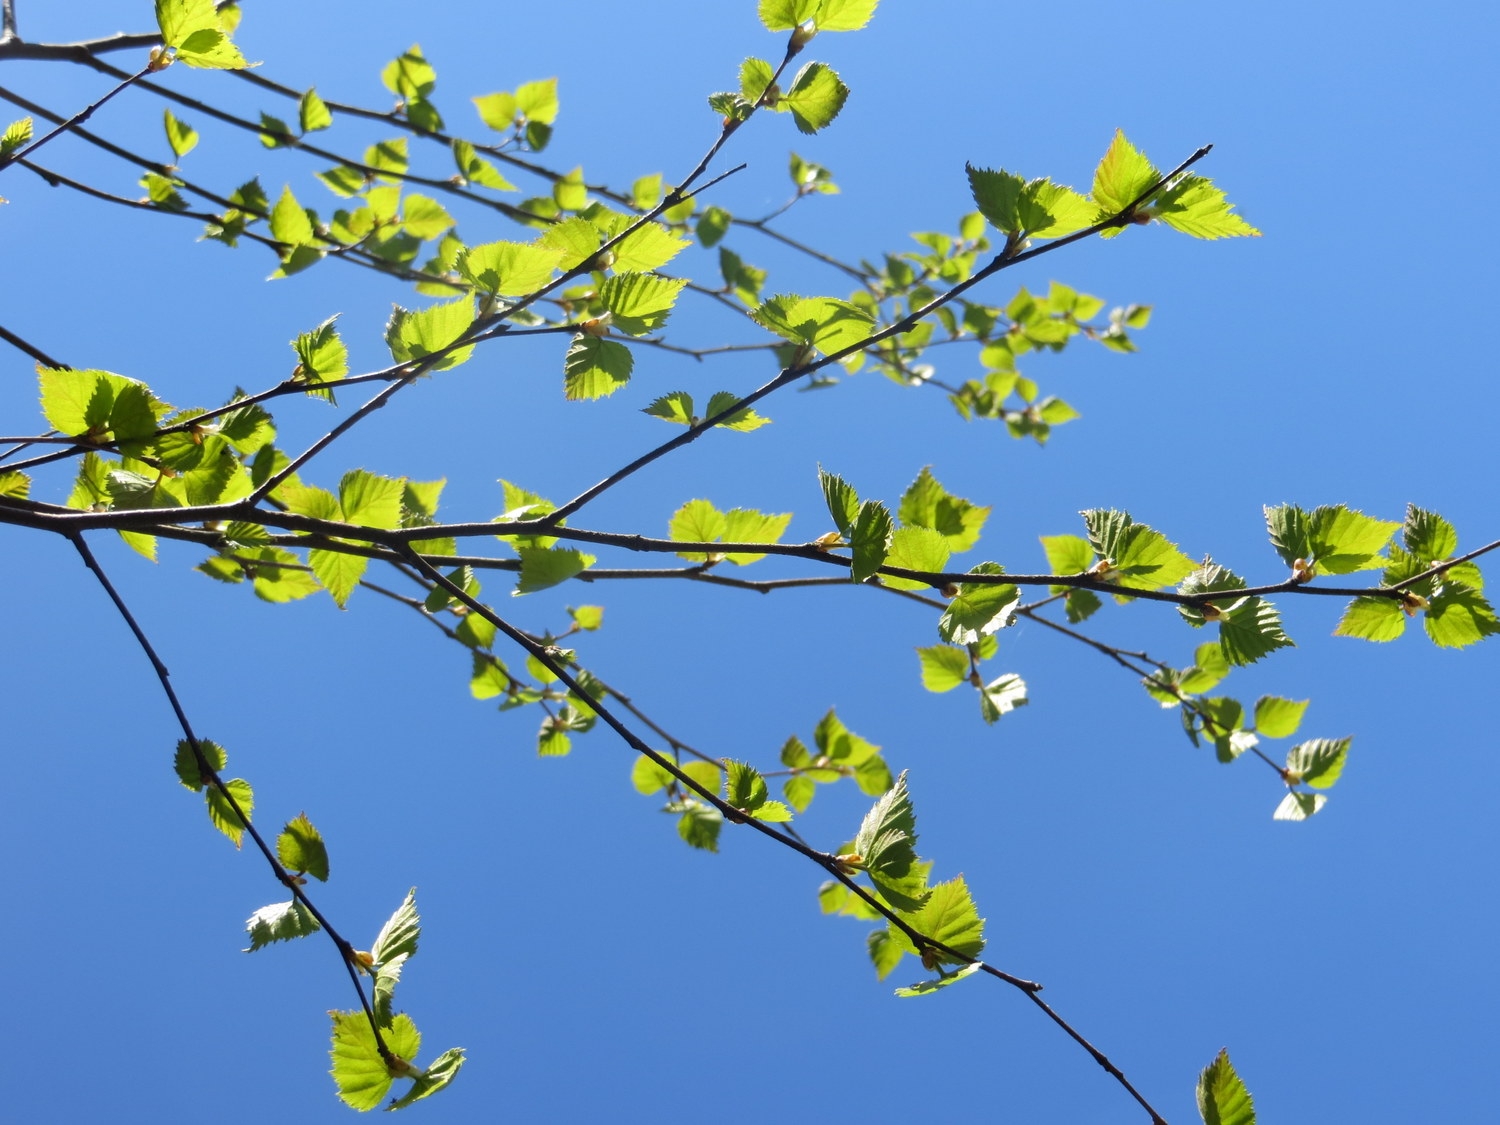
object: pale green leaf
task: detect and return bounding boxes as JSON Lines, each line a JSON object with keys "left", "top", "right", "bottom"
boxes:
{"left": 1252, "top": 696, "right": 1308, "bottom": 739}
{"left": 916, "top": 645, "right": 969, "bottom": 693}
{"left": 276, "top": 813, "right": 330, "bottom": 881}
{"left": 1197, "top": 1048, "right": 1257, "bottom": 1125}
{"left": 385, "top": 297, "right": 476, "bottom": 370}
{"left": 1285, "top": 737, "right": 1350, "bottom": 790}
{"left": 206, "top": 778, "right": 254, "bottom": 848}
{"left": 895, "top": 960, "right": 984, "bottom": 997}
{"left": 563, "top": 334, "right": 633, "bottom": 400}
{"left": 244, "top": 899, "right": 320, "bottom": 951}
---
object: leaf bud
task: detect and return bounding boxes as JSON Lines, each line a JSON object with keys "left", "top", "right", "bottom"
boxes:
{"left": 1399, "top": 590, "right": 1429, "bottom": 616}
{"left": 812, "top": 530, "right": 843, "bottom": 550}
{"left": 940, "top": 582, "right": 961, "bottom": 599}
{"left": 1291, "top": 557, "right": 1316, "bottom": 584}
{"left": 789, "top": 20, "right": 818, "bottom": 54}
{"left": 580, "top": 314, "right": 612, "bottom": 338}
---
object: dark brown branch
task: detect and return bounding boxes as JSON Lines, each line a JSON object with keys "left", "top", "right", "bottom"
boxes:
{"left": 0, "top": 322, "right": 67, "bottom": 368}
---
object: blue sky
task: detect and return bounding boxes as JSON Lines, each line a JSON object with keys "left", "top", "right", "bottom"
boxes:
{"left": 2, "top": 2, "right": 1497, "bottom": 1122}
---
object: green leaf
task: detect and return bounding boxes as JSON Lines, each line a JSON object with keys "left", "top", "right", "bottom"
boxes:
{"left": 451, "top": 138, "right": 516, "bottom": 191}
{"left": 852, "top": 772, "right": 927, "bottom": 911}
{"left": 563, "top": 334, "right": 633, "bottom": 400}
{"left": 1019, "top": 178, "right": 1096, "bottom": 237}
{"left": 386, "top": 1047, "right": 466, "bottom": 1110}
{"left": 329, "top": 1010, "right": 421, "bottom": 1111}
{"left": 784, "top": 774, "right": 816, "bottom": 813}
{"left": 247, "top": 547, "right": 323, "bottom": 603}
{"left": 610, "top": 218, "right": 691, "bottom": 273}
{"left": 163, "top": 109, "right": 198, "bottom": 158}
{"left": 1334, "top": 595, "right": 1405, "bottom": 642}
{"left": 293, "top": 315, "right": 348, "bottom": 395}
{"left": 1084, "top": 509, "right": 1196, "bottom": 591}
{"left": 515, "top": 547, "right": 594, "bottom": 594}
{"left": 882, "top": 526, "right": 951, "bottom": 592}
{"left": 867, "top": 927, "right": 907, "bottom": 980}
{"left": 898, "top": 467, "right": 989, "bottom": 552}
{"left": 206, "top": 778, "right": 254, "bottom": 848}
{"left": 938, "top": 563, "right": 1018, "bottom": 644}
{"left": 457, "top": 239, "right": 563, "bottom": 295}
{"left": 720, "top": 508, "right": 792, "bottom": 564}
{"left": 916, "top": 645, "right": 969, "bottom": 693}
{"left": 758, "top": 0, "right": 819, "bottom": 30}
{"left": 401, "top": 194, "right": 455, "bottom": 241}
{"left": 964, "top": 165, "right": 1024, "bottom": 235}
{"left": 725, "top": 760, "right": 769, "bottom": 812}
{"left": 1426, "top": 582, "right": 1500, "bottom": 647}
{"left": 173, "top": 737, "right": 226, "bottom": 791}
{"left": 780, "top": 62, "right": 848, "bottom": 134}
{"left": 677, "top": 801, "right": 722, "bottom": 852}
{"left": 1264, "top": 504, "right": 1398, "bottom": 576}
{"left": 1197, "top": 1048, "right": 1256, "bottom": 1125}
{"left": 740, "top": 57, "right": 775, "bottom": 104}
{"left": 669, "top": 498, "right": 727, "bottom": 560}
{"left": 371, "top": 888, "right": 420, "bottom": 965}
{"left": 276, "top": 813, "right": 330, "bottom": 880}
{"left": 696, "top": 206, "right": 732, "bottom": 247}
{"left": 849, "top": 500, "right": 893, "bottom": 583}
{"left": 630, "top": 754, "right": 675, "bottom": 796}
{"left": 1273, "top": 791, "right": 1327, "bottom": 821}
{"left": 752, "top": 294, "right": 874, "bottom": 356}
{"left": 385, "top": 296, "right": 476, "bottom": 371}
{"left": 1, "top": 116, "right": 33, "bottom": 157}
{"left": 1179, "top": 562, "right": 1295, "bottom": 665}
{"left": 268, "top": 184, "right": 314, "bottom": 248}
{"left": 1040, "top": 533, "right": 1096, "bottom": 577}
{"left": 507, "top": 78, "right": 560, "bottom": 124}
{"left": 38, "top": 367, "right": 159, "bottom": 438}
{"left": 1403, "top": 504, "right": 1458, "bottom": 561}
{"left": 718, "top": 247, "right": 767, "bottom": 306}
{"left": 1092, "top": 129, "right": 1159, "bottom": 221}
{"left": 568, "top": 604, "right": 604, "bottom": 631}
{"left": 381, "top": 43, "right": 436, "bottom": 101}
{"left": 244, "top": 899, "right": 321, "bottom": 951}
{"left": 643, "top": 392, "right": 694, "bottom": 426}
{"left": 338, "top": 469, "right": 404, "bottom": 531}
{"left": 819, "top": 468, "right": 859, "bottom": 536}
{"left": 599, "top": 272, "right": 688, "bottom": 336}
{"left": 1252, "top": 696, "right": 1308, "bottom": 739}
{"left": 891, "top": 876, "right": 985, "bottom": 965}
{"left": 155, "top": 0, "right": 248, "bottom": 68}
{"left": 297, "top": 87, "right": 332, "bottom": 132}
{"left": 979, "top": 673, "right": 1027, "bottom": 724}
{"left": 1285, "top": 737, "right": 1350, "bottom": 790}
{"left": 1180, "top": 641, "right": 1231, "bottom": 695}
{"left": 1153, "top": 174, "right": 1260, "bottom": 239}
{"left": 703, "top": 391, "right": 771, "bottom": 432}
{"left": 895, "top": 961, "right": 984, "bottom": 997}
{"left": 308, "top": 547, "right": 366, "bottom": 608}
{"left": 470, "top": 653, "right": 510, "bottom": 700}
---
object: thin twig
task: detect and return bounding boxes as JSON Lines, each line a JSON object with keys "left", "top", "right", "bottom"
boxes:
{"left": 68, "top": 531, "right": 397, "bottom": 1066}
{"left": 541, "top": 145, "right": 1216, "bottom": 526}
{"left": 0, "top": 62, "right": 153, "bottom": 171}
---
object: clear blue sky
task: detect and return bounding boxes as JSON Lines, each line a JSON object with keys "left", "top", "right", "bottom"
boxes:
{"left": 2, "top": 2, "right": 1497, "bottom": 1122}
